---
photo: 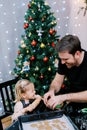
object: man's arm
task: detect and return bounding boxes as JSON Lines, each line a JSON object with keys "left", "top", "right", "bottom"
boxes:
{"left": 44, "top": 72, "right": 64, "bottom": 105}
{"left": 49, "top": 72, "right": 65, "bottom": 93}
{"left": 48, "top": 90, "right": 87, "bottom": 109}
{"left": 64, "top": 90, "right": 87, "bottom": 103}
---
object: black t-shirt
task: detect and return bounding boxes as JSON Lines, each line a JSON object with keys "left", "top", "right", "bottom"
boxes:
{"left": 58, "top": 51, "right": 87, "bottom": 92}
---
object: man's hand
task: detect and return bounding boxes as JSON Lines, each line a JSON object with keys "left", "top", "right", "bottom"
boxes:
{"left": 45, "top": 94, "right": 66, "bottom": 109}
{"left": 43, "top": 90, "right": 54, "bottom": 107}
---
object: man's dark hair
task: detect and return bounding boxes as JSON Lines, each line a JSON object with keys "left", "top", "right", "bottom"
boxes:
{"left": 56, "top": 35, "right": 82, "bottom": 55}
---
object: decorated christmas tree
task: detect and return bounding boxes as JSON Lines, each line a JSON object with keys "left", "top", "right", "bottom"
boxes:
{"left": 13, "top": 0, "right": 59, "bottom": 95}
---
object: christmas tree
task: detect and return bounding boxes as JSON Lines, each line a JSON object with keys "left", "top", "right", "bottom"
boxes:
{"left": 13, "top": 0, "right": 59, "bottom": 95}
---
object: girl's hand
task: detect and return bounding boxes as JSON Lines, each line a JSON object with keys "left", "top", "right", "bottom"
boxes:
{"left": 25, "top": 104, "right": 34, "bottom": 112}
{"left": 35, "top": 94, "right": 41, "bottom": 99}
{"left": 26, "top": 95, "right": 42, "bottom": 112}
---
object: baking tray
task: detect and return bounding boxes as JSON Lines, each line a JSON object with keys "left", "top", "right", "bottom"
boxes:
{"left": 18, "top": 110, "right": 79, "bottom": 130}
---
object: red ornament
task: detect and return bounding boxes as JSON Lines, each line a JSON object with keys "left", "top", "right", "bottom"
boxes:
{"left": 51, "top": 42, "right": 55, "bottom": 47}
{"left": 28, "top": 3, "right": 31, "bottom": 8}
{"left": 17, "top": 50, "right": 21, "bottom": 55}
{"left": 43, "top": 57, "right": 48, "bottom": 62}
{"left": 39, "top": 74, "right": 44, "bottom": 79}
{"left": 31, "top": 40, "right": 37, "bottom": 46}
{"left": 61, "top": 84, "right": 65, "bottom": 89}
{"left": 28, "top": 17, "right": 33, "bottom": 21}
{"left": 24, "top": 23, "right": 29, "bottom": 29}
{"left": 42, "top": 18, "right": 45, "bottom": 22}
{"left": 30, "top": 56, "right": 35, "bottom": 61}
{"left": 49, "top": 29, "right": 54, "bottom": 35}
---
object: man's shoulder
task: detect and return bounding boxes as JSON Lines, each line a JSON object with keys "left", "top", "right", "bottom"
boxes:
{"left": 84, "top": 50, "right": 87, "bottom": 59}
{"left": 83, "top": 51, "right": 87, "bottom": 66}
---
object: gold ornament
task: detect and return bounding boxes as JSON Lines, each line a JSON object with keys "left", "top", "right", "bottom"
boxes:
{"left": 45, "top": 2, "right": 48, "bottom": 5}
{"left": 28, "top": 32, "right": 32, "bottom": 37}
{"left": 31, "top": 1, "right": 35, "bottom": 4}
{"left": 21, "top": 44, "right": 26, "bottom": 48}
{"left": 32, "top": 10, "right": 34, "bottom": 13}
{"left": 51, "top": 22, "right": 53, "bottom": 25}
{"left": 51, "top": 21, "right": 56, "bottom": 25}
{"left": 20, "top": 40, "right": 24, "bottom": 44}
{"left": 35, "top": 66, "right": 39, "bottom": 71}
{"left": 26, "top": 50, "right": 29, "bottom": 53}
{"left": 40, "top": 43, "right": 45, "bottom": 48}
{"left": 16, "top": 58, "right": 18, "bottom": 62}
{"left": 48, "top": 67, "right": 51, "bottom": 71}
{"left": 33, "top": 73, "right": 35, "bottom": 76}
{"left": 26, "top": 74, "right": 29, "bottom": 77}
{"left": 20, "top": 70, "right": 23, "bottom": 73}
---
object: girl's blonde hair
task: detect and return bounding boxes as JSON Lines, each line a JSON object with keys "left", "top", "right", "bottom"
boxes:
{"left": 15, "top": 79, "right": 32, "bottom": 102}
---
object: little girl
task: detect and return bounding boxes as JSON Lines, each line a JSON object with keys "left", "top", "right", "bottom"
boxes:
{"left": 12, "top": 79, "right": 42, "bottom": 121}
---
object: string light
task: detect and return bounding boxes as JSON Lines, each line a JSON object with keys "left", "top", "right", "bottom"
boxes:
{"left": 53, "top": 2, "right": 56, "bottom": 5}
{"left": 13, "top": 3, "right": 16, "bottom": 6}
{"left": 12, "top": 11, "right": 15, "bottom": 14}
